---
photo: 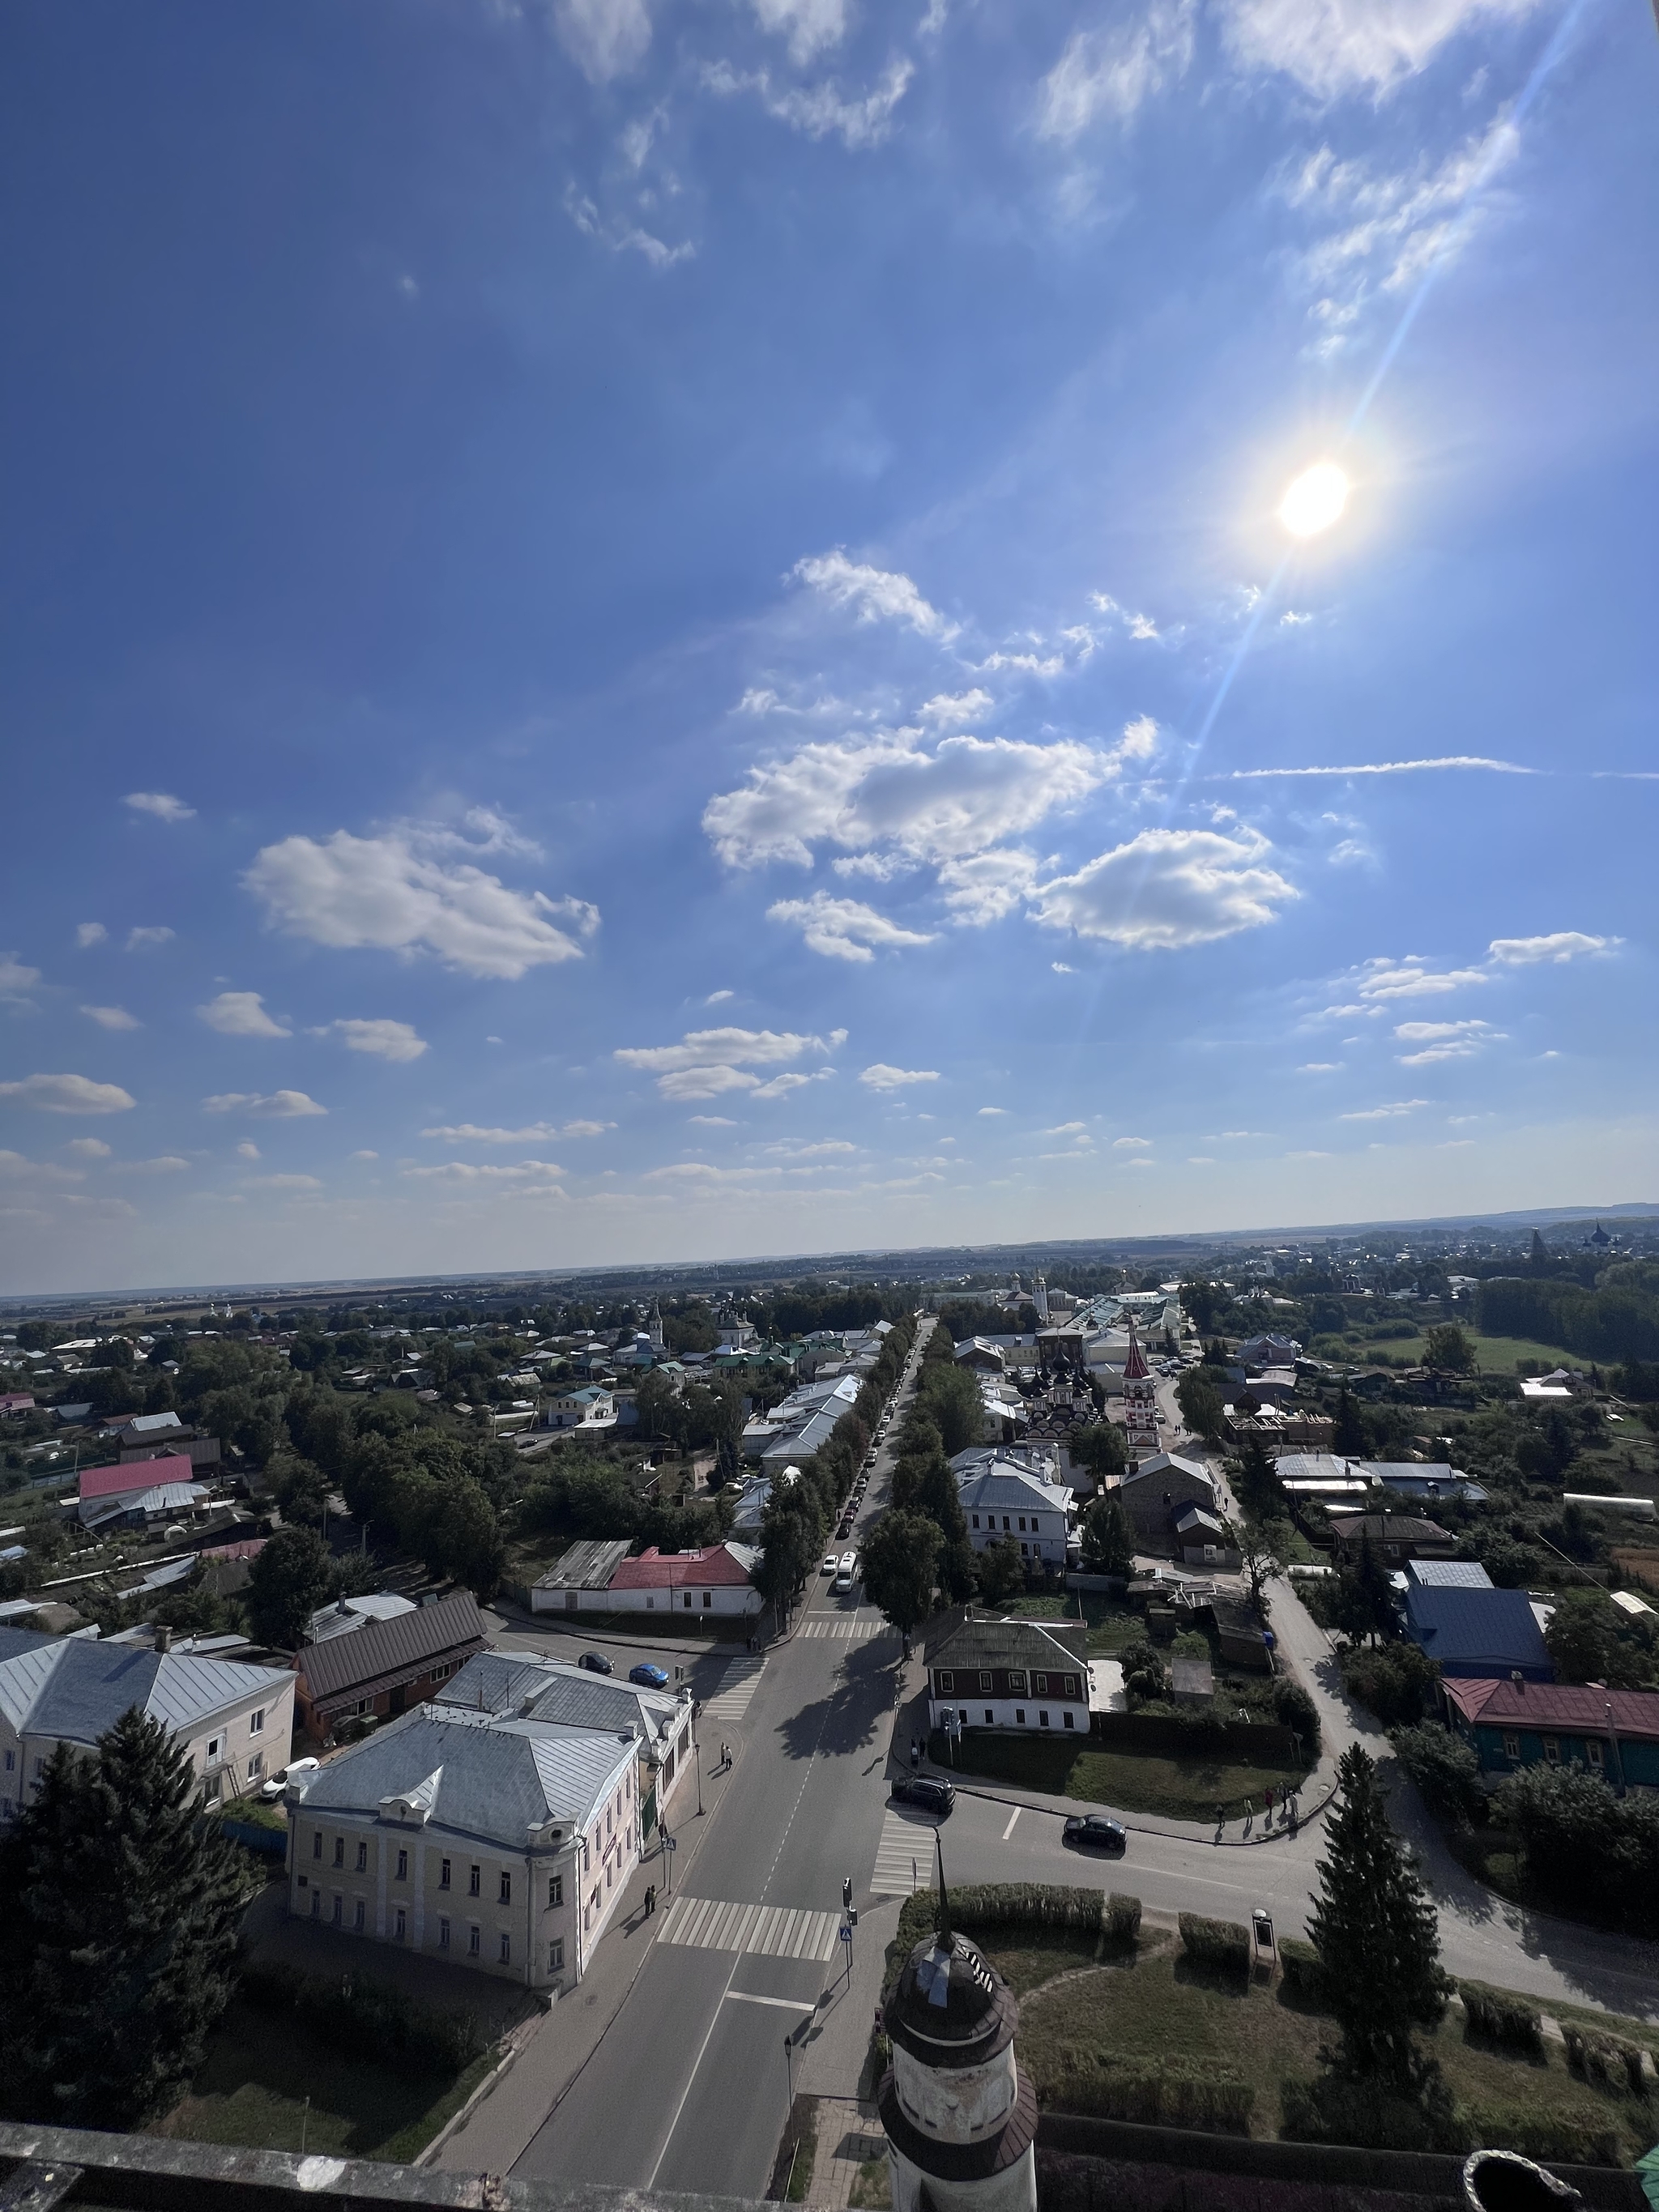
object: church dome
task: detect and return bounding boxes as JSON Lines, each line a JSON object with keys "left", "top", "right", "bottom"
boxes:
{"left": 885, "top": 1929, "right": 1017, "bottom": 2068}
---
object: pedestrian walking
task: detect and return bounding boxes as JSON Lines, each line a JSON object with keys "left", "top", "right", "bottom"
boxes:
{"left": 1265, "top": 1784, "right": 1274, "bottom": 1818}
{"left": 644, "top": 1884, "right": 655, "bottom": 1916}
{"left": 910, "top": 1737, "right": 920, "bottom": 1769}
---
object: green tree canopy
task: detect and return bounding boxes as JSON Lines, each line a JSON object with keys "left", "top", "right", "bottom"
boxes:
{"left": 1422, "top": 1323, "right": 1475, "bottom": 1375}
{"left": 859, "top": 1511, "right": 940, "bottom": 1635}
{"left": 0, "top": 1709, "right": 251, "bottom": 2128}
{"left": 1307, "top": 1745, "right": 1452, "bottom": 2098}
{"left": 973, "top": 1532, "right": 1026, "bottom": 1609}
{"left": 753, "top": 1485, "right": 826, "bottom": 1617}
{"left": 246, "top": 1523, "right": 335, "bottom": 1647}
{"left": 1175, "top": 1367, "right": 1226, "bottom": 1443}
{"left": 1080, "top": 1492, "right": 1134, "bottom": 1575}
{"left": 1389, "top": 1724, "right": 1482, "bottom": 1827}
{"left": 1542, "top": 1589, "right": 1614, "bottom": 1684}
{"left": 1070, "top": 1421, "right": 1129, "bottom": 1482}
{"left": 915, "top": 1362, "right": 987, "bottom": 1457}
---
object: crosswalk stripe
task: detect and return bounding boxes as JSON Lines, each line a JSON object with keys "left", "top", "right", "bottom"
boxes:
{"left": 872, "top": 1807, "right": 940, "bottom": 1898}
{"left": 702, "top": 1659, "right": 766, "bottom": 1724}
{"left": 797, "top": 1617, "right": 898, "bottom": 1641}
{"left": 656, "top": 1894, "right": 840, "bottom": 1962}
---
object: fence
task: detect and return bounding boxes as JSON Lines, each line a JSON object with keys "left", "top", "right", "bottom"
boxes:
{"left": 1090, "top": 1711, "right": 1300, "bottom": 1762}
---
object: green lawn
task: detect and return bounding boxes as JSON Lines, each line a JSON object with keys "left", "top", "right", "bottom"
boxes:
{"left": 928, "top": 1729, "right": 1306, "bottom": 1822}
{"left": 1002, "top": 1937, "right": 1653, "bottom": 2164}
{"left": 152, "top": 1997, "right": 497, "bottom": 2164}
{"left": 1320, "top": 1331, "right": 1588, "bottom": 1376}
{"left": 1003, "top": 1594, "right": 1145, "bottom": 1657}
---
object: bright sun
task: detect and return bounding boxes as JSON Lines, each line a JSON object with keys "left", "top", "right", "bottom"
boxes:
{"left": 1279, "top": 460, "right": 1349, "bottom": 538}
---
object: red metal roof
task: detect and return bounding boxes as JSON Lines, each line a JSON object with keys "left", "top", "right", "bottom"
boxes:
{"left": 1122, "top": 1324, "right": 1149, "bottom": 1383}
{"left": 1445, "top": 1676, "right": 1659, "bottom": 1742}
{"left": 611, "top": 1544, "right": 754, "bottom": 1591}
{"left": 79, "top": 1455, "right": 196, "bottom": 1500}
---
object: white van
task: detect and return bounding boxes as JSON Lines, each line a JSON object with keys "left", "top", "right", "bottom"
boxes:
{"left": 834, "top": 1551, "right": 857, "bottom": 1594}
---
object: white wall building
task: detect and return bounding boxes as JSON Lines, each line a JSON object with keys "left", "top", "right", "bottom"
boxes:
{"left": 955, "top": 1464, "right": 1073, "bottom": 1567}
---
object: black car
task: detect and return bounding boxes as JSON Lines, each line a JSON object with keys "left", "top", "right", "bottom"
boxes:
{"left": 578, "top": 1651, "right": 614, "bottom": 1675}
{"left": 1063, "top": 1813, "right": 1126, "bottom": 1853}
{"left": 890, "top": 1775, "right": 955, "bottom": 1815}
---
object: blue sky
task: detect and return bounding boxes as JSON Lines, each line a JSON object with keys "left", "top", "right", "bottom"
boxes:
{"left": 2, "top": 0, "right": 1655, "bottom": 1294}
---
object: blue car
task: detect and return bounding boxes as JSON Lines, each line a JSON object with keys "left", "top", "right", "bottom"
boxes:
{"left": 629, "top": 1662, "right": 669, "bottom": 1689}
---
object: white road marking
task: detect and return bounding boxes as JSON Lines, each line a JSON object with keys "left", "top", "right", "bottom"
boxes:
{"left": 796, "top": 1617, "right": 898, "bottom": 1641}
{"left": 702, "top": 1660, "right": 766, "bottom": 1725}
{"left": 656, "top": 1894, "right": 840, "bottom": 1962}
{"left": 723, "top": 1990, "right": 819, "bottom": 2013}
{"left": 1002, "top": 1806, "right": 1021, "bottom": 1842}
{"left": 872, "top": 1807, "right": 939, "bottom": 1896}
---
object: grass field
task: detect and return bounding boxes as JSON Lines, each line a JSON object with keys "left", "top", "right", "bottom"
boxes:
{"left": 1000, "top": 1933, "right": 1654, "bottom": 2163}
{"left": 1004, "top": 1594, "right": 1144, "bottom": 1656}
{"left": 928, "top": 1729, "right": 1305, "bottom": 1822}
{"left": 152, "top": 1997, "right": 497, "bottom": 2163}
{"left": 1317, "top": 1331, "right": 1587, "bottom": 1375}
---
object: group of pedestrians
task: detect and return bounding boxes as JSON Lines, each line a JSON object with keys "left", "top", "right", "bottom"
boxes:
{"left": 1214, "top": 1783, "right": 1300, "bottom": 1834}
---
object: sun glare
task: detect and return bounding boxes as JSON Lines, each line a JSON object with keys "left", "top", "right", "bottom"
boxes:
{"left": 1279, "top": 460, "right": 1349, "bottom": 538}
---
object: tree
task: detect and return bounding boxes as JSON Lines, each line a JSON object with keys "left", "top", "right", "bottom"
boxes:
{"left": 1499, "top": 1762, "right": 1659, "bottom": 1936}
{"left": 246, "top": 1524, "right": 335, "bottom": 1647}
{"left": 420, "top": 1477, "right": 504, "bottom": 1596}
{"left": 1422, "top": 1324, "right": 1475, "bottom": 1375}
{"left": 1332, "top": 1387, "right": 1368, "bottom": 1458}
{"left": 973, "top": 1534, "right": 1026, "bottom": 1609}
{"left": 1175, "top": 1367, "right": 1225, "bottom": 1444}
{"left": 859, "top": 1511, "right": 940, "bottom": 1636}
{"left": 1232, "top": 1515, "right": 1290, "bottom": 1613}
{"left": 909, "top": 1455, "right": 977, "bottom": 1604}
{"left": 1229, "top": 1432, "right": 1282, "bottom": 1519}
{"left": 634, "top": 1367, "right": 683, "bottom": 1445}
{"left": 753, "top": 1487, "right": 825, "bottom": 1619}
{"left": 1119, "top": 1637, "right": 1167, "bottom": 1702}
{"left": 1080, "top": 1492, "right": 1134, "bottom": 1575}
{"left": 1543, "top": 1589, "right": 1614, "bottom": 1684}
{"left": 1307, "top": 1745, "right": 1452, "bottom": 2098}
{"left": 1071, "top": 1422, "right": 1128, "bottom": 1485}
{"left": 916, "top": 1362, "right": 987, "bottom": 1457}
{"left": 0, "top": 1709, "right": 251, "bottom": 2128}
{"left": 1389, "top": 1724, "right": 1482, "bottom": 1827}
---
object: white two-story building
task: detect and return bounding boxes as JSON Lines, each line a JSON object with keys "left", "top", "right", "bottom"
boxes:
{"left": 955, "top": 1461, "right": 1075, "bottom": 1569}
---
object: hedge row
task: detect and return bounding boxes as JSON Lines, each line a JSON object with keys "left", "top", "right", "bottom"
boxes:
{"left": 1278, "top": 1937, "right": 1328, "bottom": 2007}
{"left": 1564, "top": 2025, "right": 1648, "bottom": 2098}
{"left": 1179, "top": 1913, "right": 1250, "bottom": 1978}
{"left": 883, "top": 1886, "right": 1145, "bottom": 2008}
{"left": 1461, "top": 1982, "right": 1542, "bottom": 2054}
{"left": 240, "top": 1962, "right": 485, "bottom": 2077}
{"left": 1045, "top": 2056, "right": 1254, "bottom": 2134}
{"left": 1282, "top": 2077, "right": 1624, "bottom": 2167}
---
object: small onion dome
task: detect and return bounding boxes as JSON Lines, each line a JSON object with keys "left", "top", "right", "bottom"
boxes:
{"left": 885, "top": 1930, "right": 1017, "bottom": 2069}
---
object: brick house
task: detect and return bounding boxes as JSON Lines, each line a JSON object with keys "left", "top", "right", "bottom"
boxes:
{"left": 924, "top": 1613, "right": 1090, "bottom": 1736}
{"left": 293, "top": 1592, "right": 487, "bottom": 1743}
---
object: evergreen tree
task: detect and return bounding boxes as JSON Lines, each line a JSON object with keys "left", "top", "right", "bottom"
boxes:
{"left": 1332, "top": 1387, "right": 1368, "bottom": 1458}
{"left": 1080, "top": 1492, "right": 1135, "bottom": 1575}
{"left": 859, "top": 1511, "right": 940, "bottom": 1635}
{"left": 0, "top": 1709, "right": 252, "bottom": 2129}
{"left": 246, "top": 1523, "right": 335, "bottom": 1647}
{"left": 911, "top": 1455, "right": 977, "bottom": 1603}
{"left": 1307, "top": 1745, "right": 1452, "bottom": 2099}
{"left": 1354, "top": 1528, "right": 1393, "bottom": 1643}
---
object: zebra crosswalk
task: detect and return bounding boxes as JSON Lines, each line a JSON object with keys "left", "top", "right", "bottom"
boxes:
{"left": 872, "top": 1807, "right": 941, "bottom": 1897}
{"left": 656, "top": 1893, "right": 841, "bottom": 1963}
{"left": 796, "top": 1617, "right": 898, "bottom": 1642}
{"left": 702, "top": 1658, "right": 766, "bottom": 1727}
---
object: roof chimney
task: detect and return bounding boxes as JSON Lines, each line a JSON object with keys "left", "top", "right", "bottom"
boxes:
{"left": 154, "top": 1625, "right": 172, "bottom": 1654}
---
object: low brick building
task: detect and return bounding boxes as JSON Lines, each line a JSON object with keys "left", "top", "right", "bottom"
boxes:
{"left": 292, "top": 1591, "right": 487, "bottom": 1742}
{"left": 924, "top": 1612, "right": 1090, "bottom": 1736}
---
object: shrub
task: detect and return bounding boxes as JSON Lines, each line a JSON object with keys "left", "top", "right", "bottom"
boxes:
{"left": 239, "top": 1963, "right": 485, "bottom": 2077}
{"left": 1178, "top": 1912, "right": 1249, "bottom": 1978}
{"left": 1460, "top": 1983, "right": 1542, "bottom": 2053}
{"left": 1563, "top": 2024, "right": 1648, "bottom": 2097}
{"left": 1047, "top": 2056, "right": 1253, "bottom": 2133}
{"left": 1273, "top": 1678, "right": 1321, "bottom": 1758}
{"left": 1340, "top": 1642, "right": 1441, "bottom": 1728}
{"left": 1103, "top": 1893, "right": 1141, "bottom": 1946}
{"left": 1278, "top": 1937, "right": 1328, "bottom": 2007}
{"left": 1461, "top": 2104, "right": 1623, "bottom": 2167}
{"left": 1280, "top": 2074, "right": 1469, "bottom": 2154}
{"left": 1391, "top": 1724, "right": 1484, "bottom": 1827}
{"left": 1498, "top": 1762, "right": 1659, "bottom": 1937}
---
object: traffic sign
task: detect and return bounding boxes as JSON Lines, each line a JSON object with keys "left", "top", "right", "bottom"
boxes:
{"left": 838, "top": 1924, "right": 853, "bottom": 1946}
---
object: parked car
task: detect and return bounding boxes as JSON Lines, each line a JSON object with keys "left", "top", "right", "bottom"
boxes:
{"left": 629, "top": 1662, "right": 670, "bottom": 1689}
{"left": 258, "top": 1757, "right": 320, "bottom": 1802}
{"left": 890, "top": 1775, "right": 955, "bottom": 1815}
{"left": 1063, "top": 1813, "right": 1127, "bottom": 1854}
{"left": 578, "top": 1651, "right": 614, "bottom": 1675}
{"left": 821, "top": 1553, "right": 838, "bottom": 1574}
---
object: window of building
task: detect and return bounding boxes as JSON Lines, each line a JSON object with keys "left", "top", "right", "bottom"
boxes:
{"left": 1039, "top": 1710, "right": 1050, "bottom": 1728}
{"left": 205, "top": 1772, "right": 223, "bottom": 1802}
{"left": 333, "top": 1836, "right": 344, "bottom": 1868}
{"left": 499, "top": 1871, "right": 512, "bottom": 1905}
{"left": 683, "top": 1592, "right": 692, "bottom": 1609}
{"left": 979, "top": 1670, "right": 992, "bottom": 1690}
{"left": 703, "top": 1592, "right": 713, "bottom": 1608}
{"left": 1543, "top": 1737, "right": 1560, "bottom": 1765}
{"left": 548, "top": 1938, "right": 565, "bottom": 1971}
{"left": 983, "top": 1708, "right": 994, "bottom": 1725}
{"left": 468, "top": 1925, "right": 480, "bottom": 1957}
{"left": 356, "top": 1840, "right": 368, "bottom": 1873}
{"left": 313, "top": 1831, "right": 322, "bottom": 1860}
{"left": 394, "top": 1907, "right": 407, "bottom": 1939}
{"left": 1034, "top": 1673, "right": 1048, "bottom": 1694}
{"left": 310, "top": 1890, "right": 320, "bottom": 1918}
{"left": 1015, "top": 1708, "right": 1026, "bottom": 1725}
{"left": 1001, "top": 1515, "right": 1010, "bottom": 1531}
{"left": 2, "top": 1750, "right": 11, "bottom": 1773}
{"left": 353, "top": 1899, "right": 365, "bottom": 1933}
{"left": 1587, "top": 1739, "right": 1604, "bottom": 1769}
{"left": 396, "top": 1849, "right": 408, "bottom": 1881}
{"left": 207, "top": 1736, "right": 222, "bottom": 1762}
{"left": 1063, "top": 1711, "right": 1074, "bottom": 1729}
{"left": 331, "top": 1895, "right": 342, "bottom": 1926}
{"left": 1020, "top": 1542, "right": 1029, "bottom": 1557}
{"left": 249, "top": 1708, "right": 264, "bottom": 1735}
{"left": 440, "top": 1857, "right": 452, "bottom": 1890}
{"left": 970, "top": 1514, "right": 979, "bottom": 1529}
{"left": 1008, "top": 1670, "right": 1026, "bottom": 1694}
{"left": 438, "top": 1917, "right": 450, "bottom": 1950}
{"left": 1062, "top": 1675, "right": 1079, "bottom": 1698}
{"left": 247, "top": 1754, "right": 262, "bottom": 1781}
{"left": 469, "top": 1865, "right": 480, "bottom": 1897}
{"left": 957, "top": 1708, "right": 967, "bottom": 1724}
{"left": 1017, "top": 1516, "right": 1026, "bottom": 1532}
{"left": 498, "top": 1933, "right": 511, "bottom": 1965}
{"left": 938, "top": 1670, "right": 954, "bottom": 1692}
{"left": 1502, "top": 1733, "right": 1520, "bottom": 1760}
{"left": 548, "top": 1873, "right": 564, "bottom": 1908}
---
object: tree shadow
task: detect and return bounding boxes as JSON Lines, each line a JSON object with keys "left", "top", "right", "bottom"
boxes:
{"left": 774, "top": 1640, "right": 902, "bottom": 1762}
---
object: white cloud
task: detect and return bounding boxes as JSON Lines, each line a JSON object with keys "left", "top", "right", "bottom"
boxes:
{"left": 80, "top": 1005, "right": 141, "bottom": 1031}
{"left": 0, "top": 1072, "right": 136, "bottom": 1115}
{"left": 552, "top": 0, "right": 651, "bottom": 83}
{"left": 1350, "top": 955, "right": 1489, "bottom": 1002}
{"left": 245, "top": 1173, "right": 324, "bottom": 1191}
{"left": 199, "top": 991, "right": 291, "bottom": 1038}
{"left": 1118, "top": 715, "right": 1160, "bottom": 760}
{"left": 328, "top": 1017, "right": 429, "bottom": 1062}
{"left": 1340, "top": 1098, "right": 1429, "bottom": 1120}
{"left": 421, "top": 1119, "right": 611, "bottom": 1143}
{"left": 1298, "top": 1061, "right": 1341, "bottom": 1072}
{"left": 1394, "top": 1017, "right": 1507, "bottom": 1065}
{"left": 1051, "top": 961, "right": 1074, "bottom": 974}
{"left": 126, "top": 927, "right": 174, "bottom": 950}
{"left": 203, "top": 1089, "right": 327, "bottom": 1118}
{"left": 0, "top": 955, "right": 41, "bottom": 1002}
{"left": 119, "top": 1155, "right": 191, "bottom": 1175}
{"left": 1030, "top": 827, "right": 1296, "bottom": 949}
{"left": 403, "top": 1159, "right": 566, "bottom": 1187}
{"left": 689, "top": 1115, "right": 738, "bottom": 1127}
{"left": 237, "top": 1141, "right": 261, "bottom": 1160}
{"left": 918, "top": 689, "right": 993, "bottom": 725}
{"left": 1048, "top": 1122, "right": 1088, "bottom": 1135}
{"left": 937, "top": 847, "right": 1043, "bottom": 924}
{"left": 764, "top": 1138, "right": 858, "bottom": 1157}
{"left": 1231, "top": 754, "right": 1528, "bottom": 778}
{"left": 75, "top": 923, "right": 107, "bottom": 948}
{"left": 564, "top": 185, "right": 693, "bottom": 271}
{"left": 859, "top": 1063, "right": 939, "bottom": 1089}
{"left": 616, "top": 1025, "right": 843, "bottom": 1101}
{"left": 350, "top": 1149, "right": 378, "bottom": 1161}
{"left": 1113, "top": 1136, "right": 1152, "bottom": 1149}
{"left": 702, "top": 59, "right": 913, "bottom": 150}
{"left": 977, "top": 1106, "right": 1009, "bottom": 1116}
{"left": 245, "top": 827, "right": 595, "bottom": 979}
{"left": 752, "top": 0, "right": 847, "bottom": 62}
{"left": 1487, "top": 931, "right": 1617, "bottom": 965}
{"left": 1220, "top": 0, "right": 1540, "bottom": 98}
{"left": 1038, "top": 2, "right": 1194, "bottom": 140}
{"left": 792, "top": 550, "right": 957, "bottom": 640}
{"left": 123, "top": 791, "right": 194, "bottom": 823}
{"left": 766, "top": 892, "right": 937, "bottom": 962}
{"left": 706, "top": 989, "right": 736, "bottom": 1004}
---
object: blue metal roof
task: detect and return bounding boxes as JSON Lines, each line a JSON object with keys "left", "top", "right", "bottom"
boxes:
{"left": 1402, "top": 1585, "right": 1552, "bottom": 1677}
